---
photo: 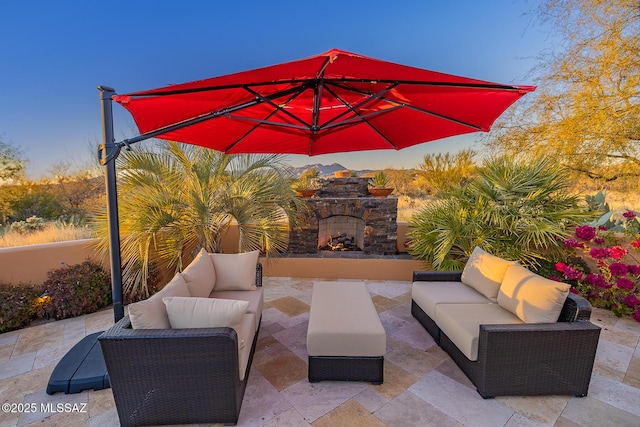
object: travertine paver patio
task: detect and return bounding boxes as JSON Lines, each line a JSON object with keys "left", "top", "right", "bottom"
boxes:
{"left": 1, "top": 277, "right": 639, "bottom": 426}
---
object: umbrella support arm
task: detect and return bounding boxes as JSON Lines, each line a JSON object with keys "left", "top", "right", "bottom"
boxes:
{"left": 98, "top": 86, "right": 124, "bottom": 323}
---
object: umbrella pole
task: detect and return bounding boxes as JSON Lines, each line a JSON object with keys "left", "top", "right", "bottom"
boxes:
{"left": 98, "top": 86, "right": 124, "bottom": 322}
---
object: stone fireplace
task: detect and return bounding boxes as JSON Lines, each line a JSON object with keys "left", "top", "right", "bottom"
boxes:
{"left": 288, "top": 177, "right": 398, "bottom": 255}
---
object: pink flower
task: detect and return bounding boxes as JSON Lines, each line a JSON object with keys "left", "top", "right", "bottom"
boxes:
{"left": 549, "top": 275, "right": 562, "bottom": 281}
{"left": 594, "top": 237, "right": 605, "bottom": 245}
{"left": 624, "top": 295, "right": 640, "bottom": 307}
{"left": 589, "top": 248, "right": 609, "bottom": 260}
{"left": 563, "top": 239, "right": 584, "bottom": 248}
{"left": 623, "top": 211, "right": 637, "bottom": 219}
{"left": 555, "top": 262, "right": 567, "bottom": 273}
{"left": 628, "top": 265, "right": 640, "bottom": 275}
{"left": 632, "top": 240, "right": 640, "bottom": 249}
{"left": 585, "top": 273, "right": 608, "bottom": 288}
{"left": 634, "top": 309, "right": 640, "bottom": 323}
{"left": 575, "top": 225, "right": 596, "bottom": 241}
{"left": 569, "top": 287, "right": 579, "bottom": 294}
{"left": 563, "top": 266, "right": 584, "bottom": 281}
{"left": 609, "top": 246, "right": 628, "bottom": 260}
{"left": 616, "top": 277, "right": 635, "bottom": 290}
{"left": 598, "top": 225, "right": 608, "bottom": 231}
{"left": 609, "top": 263, "right": 629, "bottom": 276}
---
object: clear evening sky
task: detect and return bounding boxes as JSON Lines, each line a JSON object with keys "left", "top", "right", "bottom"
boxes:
{"left": 0, "top": 1, "right": 554, "bottom": 178}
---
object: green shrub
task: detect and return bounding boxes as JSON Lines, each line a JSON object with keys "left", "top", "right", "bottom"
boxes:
{"left": 0, "top": 283, "right": 43, "bottom": 333}
{"left": 41, "top": 260, "right": 111, "bottom": 320}
{"left": 10, "top": 216, "right": 45, "bottom": 234}
{"left": 408, "top": 156, "right": 596, "bottom": 269}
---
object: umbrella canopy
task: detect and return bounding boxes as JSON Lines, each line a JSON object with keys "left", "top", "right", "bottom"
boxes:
{"left": 113, "top": 48, "right": 535, "bottom": 155}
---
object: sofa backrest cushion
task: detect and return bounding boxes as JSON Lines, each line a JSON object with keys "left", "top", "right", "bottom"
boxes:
{"left": 128, "top": 273, "right": 190, "bottom": 329}
{"left": 163, "top": 296, "right": 249, "bottom": 335}
{"left": 182, "top": 248, "right": 217, "bottom": 297}
{"left": 497, "top": 264, "right": 571, "bottom": 323}
{"left": 210, "top": 250, "right": 260, "bottom": 291}
{"left": 461, "top": 246, "right": 515, "bottom": 302}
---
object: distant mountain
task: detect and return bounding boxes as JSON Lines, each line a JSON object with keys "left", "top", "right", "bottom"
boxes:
{"left": 290, "top": 163, "right": 374, "bottom": 178}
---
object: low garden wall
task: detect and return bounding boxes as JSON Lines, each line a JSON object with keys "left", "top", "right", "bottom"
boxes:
{"left": 0, "top": 222, "right": 416, "bottom": 285}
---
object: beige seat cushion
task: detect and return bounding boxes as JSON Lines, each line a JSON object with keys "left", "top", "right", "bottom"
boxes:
{"left": 461, "top": 246, "right": 515, "bottom": 302}
{"left": 436, "top": 303, "right": 523, "bottom": 361}
{"left": 210, "top": 250, "right": 260, "bottom": 291}
{"left": 209, "top": 288, "right": 263, "bottom": 330}
{"left": 182, "top": 248, "right": 217, "bottom": 297}
{"left": 162, "top": 296, "right": 249, "bottom": 335}
{"left": 497, "top": 264, "right": 571, "bottom": 323}
{"left": 412, "top": 280, "right": 493, "bottom": 320}
{"left": 128, "top": 273, "right": 190, "bottom": 329}
{"left": 237, "top": 313, "right": 257, "bottom": 381}
{"left": 307, "top": 282, "right": 386, "bottom": 357}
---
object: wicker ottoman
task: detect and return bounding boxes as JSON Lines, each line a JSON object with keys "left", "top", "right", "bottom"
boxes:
{"left": 307, "top": 281, "right": 386, "bottom": 384}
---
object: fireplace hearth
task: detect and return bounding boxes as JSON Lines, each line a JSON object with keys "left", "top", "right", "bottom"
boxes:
{"left": 288, "top": 177, "right": 397, "bottom": 255}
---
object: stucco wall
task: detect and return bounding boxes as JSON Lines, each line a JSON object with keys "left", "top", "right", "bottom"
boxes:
{"left": 0, "top": 223, "right": 413, "bottom": 285}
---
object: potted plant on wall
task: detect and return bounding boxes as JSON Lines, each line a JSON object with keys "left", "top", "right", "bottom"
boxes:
{"left": 368, "top": 171, "right": 394, "bottom": 198}
{"left": 292, "top": 168, "right": 320, "bottom": 198}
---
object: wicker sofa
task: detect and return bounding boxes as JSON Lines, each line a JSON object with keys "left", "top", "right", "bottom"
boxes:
{"left": 411, "top": 247, "right": 601, "bottom": 399}
{"left": 99, "top": 250, "right": 263, "bottom": 427}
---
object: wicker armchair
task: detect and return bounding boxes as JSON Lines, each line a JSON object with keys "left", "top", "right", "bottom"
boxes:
{"left": 99, "top": 264, "right": 262, "bottom": 427}
{"left": 412, "top": 270, "right": 601, "bottom": 398}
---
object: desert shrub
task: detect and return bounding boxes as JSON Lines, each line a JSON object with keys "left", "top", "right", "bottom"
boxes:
{"left": 408, "top": 156, "right": 596, "bottom": 269}
{"left": 41, "top": 260, "right": 111, "bottom": 320}
{"left": 10, "top": 216, "right": 46, "bottom": 234}
{"left": 0, "top": 283, "right": 43, "bottom": 333}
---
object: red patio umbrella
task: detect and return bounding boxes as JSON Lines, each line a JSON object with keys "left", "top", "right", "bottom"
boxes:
{"left": 112, "top": 48, "right": 535, "bottom": 156}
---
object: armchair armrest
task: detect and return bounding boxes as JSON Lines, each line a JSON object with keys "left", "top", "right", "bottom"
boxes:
{"left": 413, "top": 270, "right": 463, "bottom": 282}
{"left": 559, "top": 292, "right": 592, "bottom": 321}
{"left": 256, "top": 262, "right": 263, "bottom": 287}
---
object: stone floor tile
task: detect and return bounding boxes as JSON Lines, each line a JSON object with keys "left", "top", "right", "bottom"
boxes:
{"left": 353, "top": 386, "right": 389, "bottom": 413}
{"left": 13, "top": 324, "right": 64, "bottom": 356}
{"left": 588, "top": 373, "right": 640, "bottom": 417}
{"left": 552, "top": 416, "right": 583, "bottom": 427}
{"left": 384, "top": 337, "right": 444, "bottom": 378}
{"left": 614, "top": 317, "right": 640, "bottom": 336}
{"left": 623, "top": 356, "right": 640, "bottom": 388}
{"left": 281, "top": 380, "right": 367, "bottom": 423}
{"left": 435, "top": 359, "right": 476, "bottom": 389}
{"left": 599, "top": 327, "right": 639, "bottom": 349}
{"left": 371, "top": 294, "right": 402, "bottom": 314}
{"left": 33, "top": 341, "right": 76, "bottom": 370}
{"left": 269, "top": 296, "right": 310, "bottom": 317}
{"left": 391, "top": 318, "right": 436, "bottom": 351}
{"left": 18, "top": 388, "right": 89, "bottom": 426}
{"left": 262, "top": 408, "right": 311, "bottom": 427}
{"left": 312, "top": 399, "right": 386, "bottom": 427}
{"left": 504, "top": 412, "right": 548, "bottom": 427}
{"left": 0, "top": 342, "right": 14, "bottom": 359}
{"left": 273, "top": 321, "right": 309, "bottom": 360}
{"left": 593, "top": 339, "right": 635, "bottom": 381}
{"left": 88, "top": 406, "right": 120, "bottom": 427}
{"left": 496, "top": 395, "right": 569, "bottom": 426}
{"left": 379, "top": 311, "right": 408, "bottom": 337}
{"left": 561, "top": 395, "right": 640, "bottom": 427}
{"left": 409, "top": 370, "right": 514, "bottom": 427}
{"left": 257, "top": 354, "right": 308, "bottom": 391}
{"left": 0, "top": 351, "right": 36, "bottom": 380}
{"left": 366, "top": 281, "right": 411, "bottom": 299}
{"left": 0, "top": 332, "right": 19, "bottom": 347}
{"left": 238, "top": 369, "right": 294, "bottom": 426}
{"left": 374, "top": 390, "right": 459, "bottom": 427}
{"left": 370, "top": 360, "right": 419, "bottom": 400}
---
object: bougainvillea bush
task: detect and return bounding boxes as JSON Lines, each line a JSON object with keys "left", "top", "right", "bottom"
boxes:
{"left": 554, "top": 210, "right": 640, "bottom": 322}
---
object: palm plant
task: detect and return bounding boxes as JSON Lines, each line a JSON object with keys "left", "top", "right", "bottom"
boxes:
{"left": 408, "top": 155, "right": 597, "bottom": 269}
{"left": 93, "top": 141, "right": 307, "bottom": 300}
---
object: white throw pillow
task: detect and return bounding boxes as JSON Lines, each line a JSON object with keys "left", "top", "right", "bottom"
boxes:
{"left": 461, "top": 246, "right": 515, "bottom": 302}
{"left": 128, "top": 273, "right": 190, "bottom": 329}
{"left": 497, "top": 264, "right": 571, "bottom": 323}
{"left": 163, "top": 296, "right": 249, "bottom": 334}
{"left": 182, "top": 248, "right": 217, "bottom": 297}
{"left": 210, "top": 250, "right": 260, "bottom": 291}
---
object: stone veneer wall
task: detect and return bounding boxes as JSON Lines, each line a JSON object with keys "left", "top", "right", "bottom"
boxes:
{"left": 288, "top": 177, "right": 398, "bottom": 255}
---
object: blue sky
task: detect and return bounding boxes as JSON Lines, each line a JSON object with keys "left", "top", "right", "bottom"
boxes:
{"left": 0, "top": 1, "right": 553, "bottom": 178}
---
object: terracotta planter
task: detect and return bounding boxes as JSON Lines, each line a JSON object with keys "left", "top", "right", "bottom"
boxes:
{"left": 294, "top": 189, "right": 318, "bottom": 198}
{"left": 368, "top": 188, "right": 394, "bottom": 198}
{"left": 334, "top": 170, "right": 351, "bottom": 178}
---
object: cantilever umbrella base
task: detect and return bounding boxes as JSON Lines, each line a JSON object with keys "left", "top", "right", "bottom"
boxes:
{"left": 46, "top": 332, "right": 110, "bottom": 395}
